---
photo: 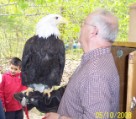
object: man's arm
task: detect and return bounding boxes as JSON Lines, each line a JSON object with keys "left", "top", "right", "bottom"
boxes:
{"left": 43, "top": 112, "right": 71, "bottom": 119}
{"left": 80, "top": 75, "right": 112, "bottom": 119}
{"left": 43, "top": 76, "right": 113, "bottom": 119}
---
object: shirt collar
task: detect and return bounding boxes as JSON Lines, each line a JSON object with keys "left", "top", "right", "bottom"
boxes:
{"left": 81, "top": 47, "right": 111, "bottom": 64}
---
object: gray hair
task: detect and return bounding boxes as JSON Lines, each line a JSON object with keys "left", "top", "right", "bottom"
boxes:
{"left": 90, "top": 9, "right": 118, "bottom": 43}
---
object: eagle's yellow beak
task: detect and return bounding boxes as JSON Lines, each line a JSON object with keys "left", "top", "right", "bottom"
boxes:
{"left": 60, "top": 17, "right": 68, "bottom": 24}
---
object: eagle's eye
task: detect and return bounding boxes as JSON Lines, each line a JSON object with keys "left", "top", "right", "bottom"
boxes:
{"left": 55, "top": 17, "right": 59, "bottom": 20}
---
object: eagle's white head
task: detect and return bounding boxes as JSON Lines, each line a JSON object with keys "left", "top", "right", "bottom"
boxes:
{"left": 36, "top": 14, "right": 67, "bottom": 39}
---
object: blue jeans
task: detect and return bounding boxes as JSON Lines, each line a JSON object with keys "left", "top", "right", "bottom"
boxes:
{"left": 0, "top": 100, "right": 5, "bottom": 119}
{"left": 5, "top": 109, "right": 23, "bottom": 119}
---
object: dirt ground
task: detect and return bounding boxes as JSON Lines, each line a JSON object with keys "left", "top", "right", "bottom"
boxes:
{"left": 24, "top": 59, "right": 80, "bottom": 119}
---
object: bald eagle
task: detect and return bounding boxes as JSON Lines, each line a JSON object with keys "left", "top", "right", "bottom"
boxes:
{"left": 21, "top": 14, "right": 67, "bottom": 97}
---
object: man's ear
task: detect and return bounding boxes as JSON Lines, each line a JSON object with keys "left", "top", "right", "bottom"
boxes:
{"left": 93, "top": 27, "right": 98, "bottom": 36}
{"left": 89, "top": 27, "right": 98, "bottom": 39}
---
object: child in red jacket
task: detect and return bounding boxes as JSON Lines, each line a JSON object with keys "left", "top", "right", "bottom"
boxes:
{"left": 0, "top": 57, "right": 27, "bottom": 119}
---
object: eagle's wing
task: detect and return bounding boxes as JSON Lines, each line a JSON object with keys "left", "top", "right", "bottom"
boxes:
{"left": 41, "top": 37, "right": 65, "bottom": 87}
{"left": 21, "top": 36, "right": 37, "bottom": 86}
{"left": 22, "top": 35, "right": 65, "bottom": 88}
{"left": 58, "top": 39, "right": 65, "bottom": 82}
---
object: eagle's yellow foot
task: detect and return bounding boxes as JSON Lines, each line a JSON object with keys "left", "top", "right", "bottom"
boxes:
{"left": 43, "top": 87, "right": 54, "bottom": 98}
{"left": 52, "top": 85, "right": 62, "bottom": 90}
{"left": 22, "top": 87, "right": 34, "bottom": 96}
{"left": 43, "top": 85, "right": 63, "bottom": 98}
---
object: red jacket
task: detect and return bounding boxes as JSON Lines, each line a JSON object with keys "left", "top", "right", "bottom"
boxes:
{"left": 0, "top": 72, "right": 27, "bottom": 112}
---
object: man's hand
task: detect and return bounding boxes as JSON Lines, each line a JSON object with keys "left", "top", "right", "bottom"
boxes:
{"left": 42, "top": 112, "right": 59, "bottom": 119}
{"left": 42, "top": 112, "right": 71, "bottom": 119}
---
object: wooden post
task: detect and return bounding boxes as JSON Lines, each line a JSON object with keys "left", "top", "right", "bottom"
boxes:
{"left": 126, "top": 51, "right": 136, "bottom": 119}
{"left": 128, "top": 3, "right": 136, "bottom": 42}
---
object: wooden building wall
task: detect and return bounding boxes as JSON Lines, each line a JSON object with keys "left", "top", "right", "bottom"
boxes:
{"left": 112, "top": 42, "right": 136, "bottom": 119}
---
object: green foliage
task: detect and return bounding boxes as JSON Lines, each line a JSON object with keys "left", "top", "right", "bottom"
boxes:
{"left": 18, "top": 0, "right": 29, "bottom": 10}
{"left": 0, "top": 0, "right": 136, "bottom": 59}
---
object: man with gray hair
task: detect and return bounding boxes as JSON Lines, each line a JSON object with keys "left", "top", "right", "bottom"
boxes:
{"left": 43, "top": 8, "right": 119, "bottom": 119}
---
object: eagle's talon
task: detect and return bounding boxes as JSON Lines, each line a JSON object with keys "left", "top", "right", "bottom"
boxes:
{"left": 53, "top": 85, "right": 62, "bottom": 90}
{"left": 22, "top": 87, "right": 34, "bottom": 96}
{"left": 43, "top": 87, "right": 54, "bottom": 98}
{"left": 43, "top": 85, "right": 65, "bottom": 98}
